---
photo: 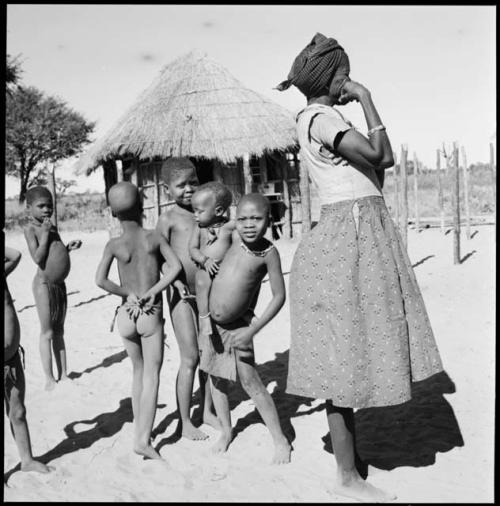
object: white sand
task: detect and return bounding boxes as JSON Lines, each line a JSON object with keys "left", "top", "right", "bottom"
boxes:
{"left": 3, "top": 224, "right": 495, "bottom": 502}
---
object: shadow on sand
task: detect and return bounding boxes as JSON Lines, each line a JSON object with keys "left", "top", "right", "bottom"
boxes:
{"left": 4, "top": 398, "right": 133, "bottom": 485}
{"left": 17, "top": 290, "right": 80, "bottom": 313}
{"left": 68, "top": 350, "right": 128, "bottom": 380}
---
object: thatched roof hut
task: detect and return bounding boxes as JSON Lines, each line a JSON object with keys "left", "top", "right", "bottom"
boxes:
{"left": 77, "top": 50, "right": 308, "bottom": 237}
{"left": 78, "top": 50, "right": 297, "bottom": 171}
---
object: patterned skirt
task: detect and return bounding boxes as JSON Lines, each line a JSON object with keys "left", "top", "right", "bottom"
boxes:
{"left": 286, "top": 196, "right": 443, "bottom": 409}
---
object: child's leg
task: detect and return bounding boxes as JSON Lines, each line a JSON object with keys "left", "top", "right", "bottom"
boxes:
{"left": 326, "top": 402, "right": 396, "bottom": 501}
{"left": 4, "top": 353, "right": 52, "bottom": 473}
{"left": 199, "top": 369, "right": 221, "bottom": 430}
{"left": 169, "top": 297, "right": 208, "bottom": 440}
{"left": 32, "top": 278, "right": 56, "bottom": 390}
{"left": 133, "top": 315, "right": 164, "bottom": 460}
{"left": 235, "top": 348, "right": 291, "bottom": 464}
{"left": 195, "top": 269, "right": 213, "bottom": 337}
{"left": 209, "top": 375, "right": 233, "bottom": 453}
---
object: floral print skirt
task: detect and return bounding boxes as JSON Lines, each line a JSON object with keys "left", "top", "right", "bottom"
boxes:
{"left": 286, "top": 196, "right": 443, "bottom": 408}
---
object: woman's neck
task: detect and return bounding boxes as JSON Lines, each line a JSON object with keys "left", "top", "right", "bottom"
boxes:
{"left": 307, "top": 95, "right": 336, "bottom": 107}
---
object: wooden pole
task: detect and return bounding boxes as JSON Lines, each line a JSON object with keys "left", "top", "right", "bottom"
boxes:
{"left": 282, "top": 158, "right": 292, "bottom": 238}
{"left": 393, "top": 150, "right": 400, "bottom": 228}
{"left": 451, "top": 142, "right": 461, "bottom": 264}
{"left": 298, "top": 156, "right": 311, "bottom": 233}
{"left": 413, "top": 152, "right": 420, "bottom": 232}
{"left": 460, "top": 146, "right": 471, "bottom": 239}
{"left": 437, "top": 149, "right": 445, "bottom": 234}
{"left": 400, "top": 145, "right": 408, "bottom": 249}
{"left": 50, "top": 161, "right": 58, "bottom": 229}
{"left": 490, "top": 142, "right": 496, "bottom": 227}
{"left": 242, "top": 153, "right": 252, "bottom": 195}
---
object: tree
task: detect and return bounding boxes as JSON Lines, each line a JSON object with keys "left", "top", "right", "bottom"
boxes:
{"left": 6, "top": 54, "right": 23, "bottom": 95}
{"left": 5, "top": 86, "right": 95, "bottom": 202}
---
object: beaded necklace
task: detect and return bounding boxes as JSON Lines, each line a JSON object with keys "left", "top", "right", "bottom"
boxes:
{"left": 240, "top": 240, "right": 274, "bottom": 257}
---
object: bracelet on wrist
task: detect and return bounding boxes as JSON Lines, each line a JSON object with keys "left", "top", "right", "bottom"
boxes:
{"left": 367, "top": 124, "right": 386, "bottom": 137}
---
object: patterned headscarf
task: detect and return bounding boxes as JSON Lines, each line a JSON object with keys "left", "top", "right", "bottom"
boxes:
{"left": 276, "top": 33, "right": 350, "bottom": 99}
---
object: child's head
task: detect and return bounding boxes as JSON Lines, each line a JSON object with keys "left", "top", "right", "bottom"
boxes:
{"left": 191, "top": 182, "right": 233, "bottom": 227}
{"left": 25, "top": 186, "right": 53, "bottom": 223}
{"left": 108, "top": 182, "right": 142, "bottom": 221}
{"left": 235, "top": 193, "right": 271, "bottom": 243}
{"left": 161, "top": 157, "right": 199, "bottom": 208}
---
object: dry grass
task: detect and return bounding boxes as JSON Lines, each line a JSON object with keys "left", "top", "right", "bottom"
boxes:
{"left": 77, "top": 50, "right": 297, "bottom": 173}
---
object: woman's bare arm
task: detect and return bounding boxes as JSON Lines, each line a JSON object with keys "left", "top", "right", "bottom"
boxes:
{"left": 23, "top": 223, "right": 51, "bottom": 267}
{"left": 4, "top": 246, "right": 22, "bottom": 276}
{"left": 95, "top": 242, "right": 131, "bottom": 298}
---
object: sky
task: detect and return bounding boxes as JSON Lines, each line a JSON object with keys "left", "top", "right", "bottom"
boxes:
{"left": 5, "top": 4, "right": 496, "bottom": 197}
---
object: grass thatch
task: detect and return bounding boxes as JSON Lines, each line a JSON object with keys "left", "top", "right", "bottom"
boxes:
{"left": 77, "top": 50, "right": 297, "bottom": 174}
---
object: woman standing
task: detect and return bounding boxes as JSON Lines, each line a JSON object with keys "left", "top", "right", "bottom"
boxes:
{"left": 277, "top": 33, "right": 443, "bottom": 502}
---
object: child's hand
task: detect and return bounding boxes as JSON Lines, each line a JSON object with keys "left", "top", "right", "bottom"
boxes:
{"left": 66, "top": 239, "right": 82, "bottom": 251}
{"left": 41, "top": 218, "right": 52, "bottom": 234}
{"left": 230, "top": 327, "right": 255, "bottom": 350}
{"left": 125, "top": 293, "right": 141, "bottom": 319}
{"left": 331, "top": 154, "right": 348, "bottom": 166}
{"left": 139, "top": 291, "right": 156, "bottom": 310}
{"left": 174, "top": 280, "right": 193, "bottom": 300}
{"left": 204, "top": 257, "right": 219, "bottom": 277}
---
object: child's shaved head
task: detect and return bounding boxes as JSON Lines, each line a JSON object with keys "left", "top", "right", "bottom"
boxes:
{"left": 237, "top": 193, "right": 270, "bottom": 215}
{"left": 25, "top": 186, "right": 53, "bottom": 205}
{"left": 108, "top": 182, "right": 141, "bottom": 218}
{"left": 194, "top": 181, "right": 233, "bottom": 211}
{"left": 161, "top": 157, "right": 197, "bottom": 184}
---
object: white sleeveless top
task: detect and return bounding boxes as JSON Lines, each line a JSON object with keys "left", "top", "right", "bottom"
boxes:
{"left": 296, "top": 104, "right": 382, "bottom": 206}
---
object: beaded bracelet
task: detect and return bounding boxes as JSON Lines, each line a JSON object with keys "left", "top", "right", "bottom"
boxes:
{"left": 367, "top": 124, "right": 386, "bottom": 137}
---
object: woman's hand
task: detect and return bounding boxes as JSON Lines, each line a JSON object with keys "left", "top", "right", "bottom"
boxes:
{"left": 338, "top": 80, "right": 370, "bottom": 105}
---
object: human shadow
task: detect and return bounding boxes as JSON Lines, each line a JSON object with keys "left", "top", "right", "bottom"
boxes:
{"left": 3, "top": 398, "right": 133, "bottom": 484}
{"left": 17, "top": 290, "right": 80, "bottom": 313}
{"left": 68, "top": 350, "right": 128, "bottom": 380}
{"left": 412, "top": 255, "right": 435, "bottom": 268}
{"left": 470, "top": 230, "right": 479, "bottom": 239}
{"left": 460, "top": 250, "right": 477, "bottom": 264}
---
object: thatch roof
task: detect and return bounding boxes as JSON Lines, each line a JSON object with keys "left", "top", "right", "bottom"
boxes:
{"left": 77, "top": 50, "right": 297, "bottom": 174}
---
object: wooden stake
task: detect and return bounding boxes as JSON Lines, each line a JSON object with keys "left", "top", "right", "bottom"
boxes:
{"left": 393, "top": 150, "right": 400, "bottom": 228}
{"left": 437, "top": 149, "right": 445, "bottom": 234}
{"left": 413, "top": 152, "right": 420, "bottom": 232}
{"left": 298, "top": 156, "right": 311, "bottom": 233}
{"left": 400, "top": 145, "right": 408, "bottom": 250}
{"left": 490, "top": 142, "right": 496, "bottom": 226}
{"left": 460, "top": 146, "right": 471, "bottom": 239}
{"left": 451, "top": 142, "right": 461, "bottom": 264}
{"left": 282, "top": 158, "right": 292, "bottom": 238}
{"left": 242, "top": 153, "right": 252, "bottom": 195}
{"left": 50, "top": 161, "right": 58, "bottom": 229}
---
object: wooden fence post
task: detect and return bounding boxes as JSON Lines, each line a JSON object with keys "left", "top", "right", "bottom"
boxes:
{"left": 393, "top": 150, "right": 400, "bottom": 228}
{"left": 437, "top": 149, "right": 445, "bottom": 234}
{"left": 282, "top": 160, "right": 292, "bottom": 238}
{"left": 490, "top": 142, "right": 496, "bottom": 227}
{"left": 298, "top": 157, "right": 311, "bottom": 233}
{"left": 400, "top": 145, "right": 408, "bottom": 249}
{"left": 413, "top": 152, "right": 420, "bottom": 232}
{"left": 242, "top": 153, "right": 252, "bottom": 195}
{"left": 451, "top": 142, "right": 461, "bottom": 264}
{"left": 460, "top": 146, "right": 471, "bottom": 239}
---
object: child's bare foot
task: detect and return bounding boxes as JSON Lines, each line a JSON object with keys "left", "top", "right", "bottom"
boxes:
{"left": 271, "top": 437, "right": 292, "bottom": 465}
{"left": 133, "top": 443, "right": 163, "bottom": 460}
{"left": 21, "top": 460, "right": 53, "bottom": 474}
{"left": 203, "top": 411, "right": 222, "bottom": 430}
{"left": 45, "top": 378, "right": 57, "bottom": 391}
{"left": 332, "top": 473, "right": 396, "bottom": 503}
{"left": 182, "top": 421, "right": 209, "bottom": 441}
{"left": 211, "top": 429, "right": 233, "bottom": 454}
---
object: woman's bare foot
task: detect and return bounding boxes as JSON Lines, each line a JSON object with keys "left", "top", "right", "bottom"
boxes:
{"left": 271, "top": 437, "right": 292, "bottom": 465}
{"left": 203, "top": 411, "right": 222, "bottom": 430}
{"left": 332, "top": 472, "right": 396, "bottom": 503}
{"left": 133, "top": 443, "right": 163, "bottom": 460}
{"left": 21, "top": 460, "right": 53, "bottom": 474}
{"left": 45, "top": 378, "right": 57, "bottom": 391}
{"left": 210, "top": 429, "right": 233, "bottom": 454}
{"left": 182, "top": 421, "right": 209, "bottom": 441}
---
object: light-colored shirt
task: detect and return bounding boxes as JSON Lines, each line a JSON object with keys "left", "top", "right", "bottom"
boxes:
{"left": 296, "top": 103, "right": 382, "bottom": 206}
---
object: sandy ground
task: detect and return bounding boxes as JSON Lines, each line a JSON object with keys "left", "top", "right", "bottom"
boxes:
{"left": 3, "top": 223, "right": 495, "bottom": 502}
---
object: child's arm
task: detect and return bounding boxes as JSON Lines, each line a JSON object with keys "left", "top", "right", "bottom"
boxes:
{"left": 23, "top": 220, "right": 51, "bottom": 267}
{"left": 188, "top": 226, "right": 206, "bottom": 265}
{"left": 4, "top": 246, "right": 22, "bottom": 276}
{"left": 95, "top": 241, "right": 131, "bottom": 298}
{"left": 140, "top": 237, "right": 182, "bottom": 304}
{"left": 156, "top": 212, "right": 171, "bottom": 242}
{"left": 231, "top": 249, "right": 286, "bottom": 349}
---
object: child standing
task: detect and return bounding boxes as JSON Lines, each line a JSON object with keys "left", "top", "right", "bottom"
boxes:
{"left": 4, "top": 246, "right": 52, "bottom": 474}
{"left": 199, "top": 193, "right": 292, "bottom": 465}
{"left": 188, "top": 181, "right": 235, "bottom": 339}
{"left": 156, "top": 158, "right": 219, "bottom": 439}
{"left": 95, "top": 181, "right": 181, "bottom": 460}
{"left": 23, "top": 186, "right": 82, "bottom": 390}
